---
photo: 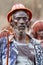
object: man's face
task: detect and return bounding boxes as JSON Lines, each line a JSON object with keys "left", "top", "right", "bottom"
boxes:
{"left": 37, "top": 30, "right": 43, "bottom": 40}
{"left": 11, "top": 11, "right": 29, "bottom": 33}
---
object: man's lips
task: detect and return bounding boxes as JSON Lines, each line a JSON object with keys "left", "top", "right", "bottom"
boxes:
{"left": 18, "top": 25, "right": 25, "bottom": 30}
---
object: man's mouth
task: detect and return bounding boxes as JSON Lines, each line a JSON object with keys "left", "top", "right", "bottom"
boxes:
{"left": 18, "top": 25, "right": 25, "bottom": 30}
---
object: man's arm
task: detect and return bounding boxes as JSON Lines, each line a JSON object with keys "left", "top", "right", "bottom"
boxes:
{"left": 0, "top": 38, "right": 3, "bottom": 65}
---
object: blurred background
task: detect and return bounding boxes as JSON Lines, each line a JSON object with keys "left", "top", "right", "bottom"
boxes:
{"left": 0, "top": 0, "right": 43, "bottom": 31}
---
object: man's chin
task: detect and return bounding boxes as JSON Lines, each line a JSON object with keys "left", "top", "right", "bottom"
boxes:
{"left": 19, "top": 29, "right": 25, "bottom": 33}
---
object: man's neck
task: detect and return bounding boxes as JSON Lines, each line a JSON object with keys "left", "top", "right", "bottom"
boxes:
{"left": 14, "top": 31, "right": 31, "bottom": 43}
{"left": 17, "top": 32, "right": 26, "bottom": 40}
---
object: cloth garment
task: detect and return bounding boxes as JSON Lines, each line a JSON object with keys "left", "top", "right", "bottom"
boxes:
{"left": 0, "top": 37, "right": 43, "bottom": 65}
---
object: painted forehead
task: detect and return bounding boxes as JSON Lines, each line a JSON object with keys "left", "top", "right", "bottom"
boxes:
{"left": 12, "top": 10, "right": 29, "bottom": 17}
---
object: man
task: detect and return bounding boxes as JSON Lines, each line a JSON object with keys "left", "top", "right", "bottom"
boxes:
{"left": 31, "top": 20, "right": 43, "bottom": 65}
{"left": 31, "top": 20, "right": 43, "bottom": 40}
{"left": 0, "top": 4, "right": 40, "bottom": 65}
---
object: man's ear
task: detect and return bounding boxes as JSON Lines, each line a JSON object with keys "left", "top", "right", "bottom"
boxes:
{"left": 27, "top": 21, "right": 32, "bottom": 29}
{"left": 10, "top": 21, "right": 17, "bottom": 29}
{"left": 10, "top": 22, "right": 14, "bottom": 27}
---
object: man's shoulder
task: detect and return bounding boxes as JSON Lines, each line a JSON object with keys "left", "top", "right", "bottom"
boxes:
{"left": 31, "top": 38, "right": 40, "bottom": 45}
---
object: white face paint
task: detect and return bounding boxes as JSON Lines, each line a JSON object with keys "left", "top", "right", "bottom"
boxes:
{"left": 11, "top": 11, "right": 30, "bottom": 34}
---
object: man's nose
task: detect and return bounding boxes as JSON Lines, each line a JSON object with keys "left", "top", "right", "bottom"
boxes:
{"left": 19, "top": 19, "right": 25, "bottom": 24}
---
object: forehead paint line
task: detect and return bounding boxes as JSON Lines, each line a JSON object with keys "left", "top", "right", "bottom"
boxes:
{"left": 12, "top": 11, "right": 29, "bottom": 18}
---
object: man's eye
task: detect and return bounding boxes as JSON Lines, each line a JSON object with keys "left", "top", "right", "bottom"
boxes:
{"left": 23, "top": 17, "right": 27, "bottom": 20}
{"left": 23, "top": 17, "right": 28, "bottom": 21}
{"left": 15, "top": 17, "right": 20, "bottom": 21}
